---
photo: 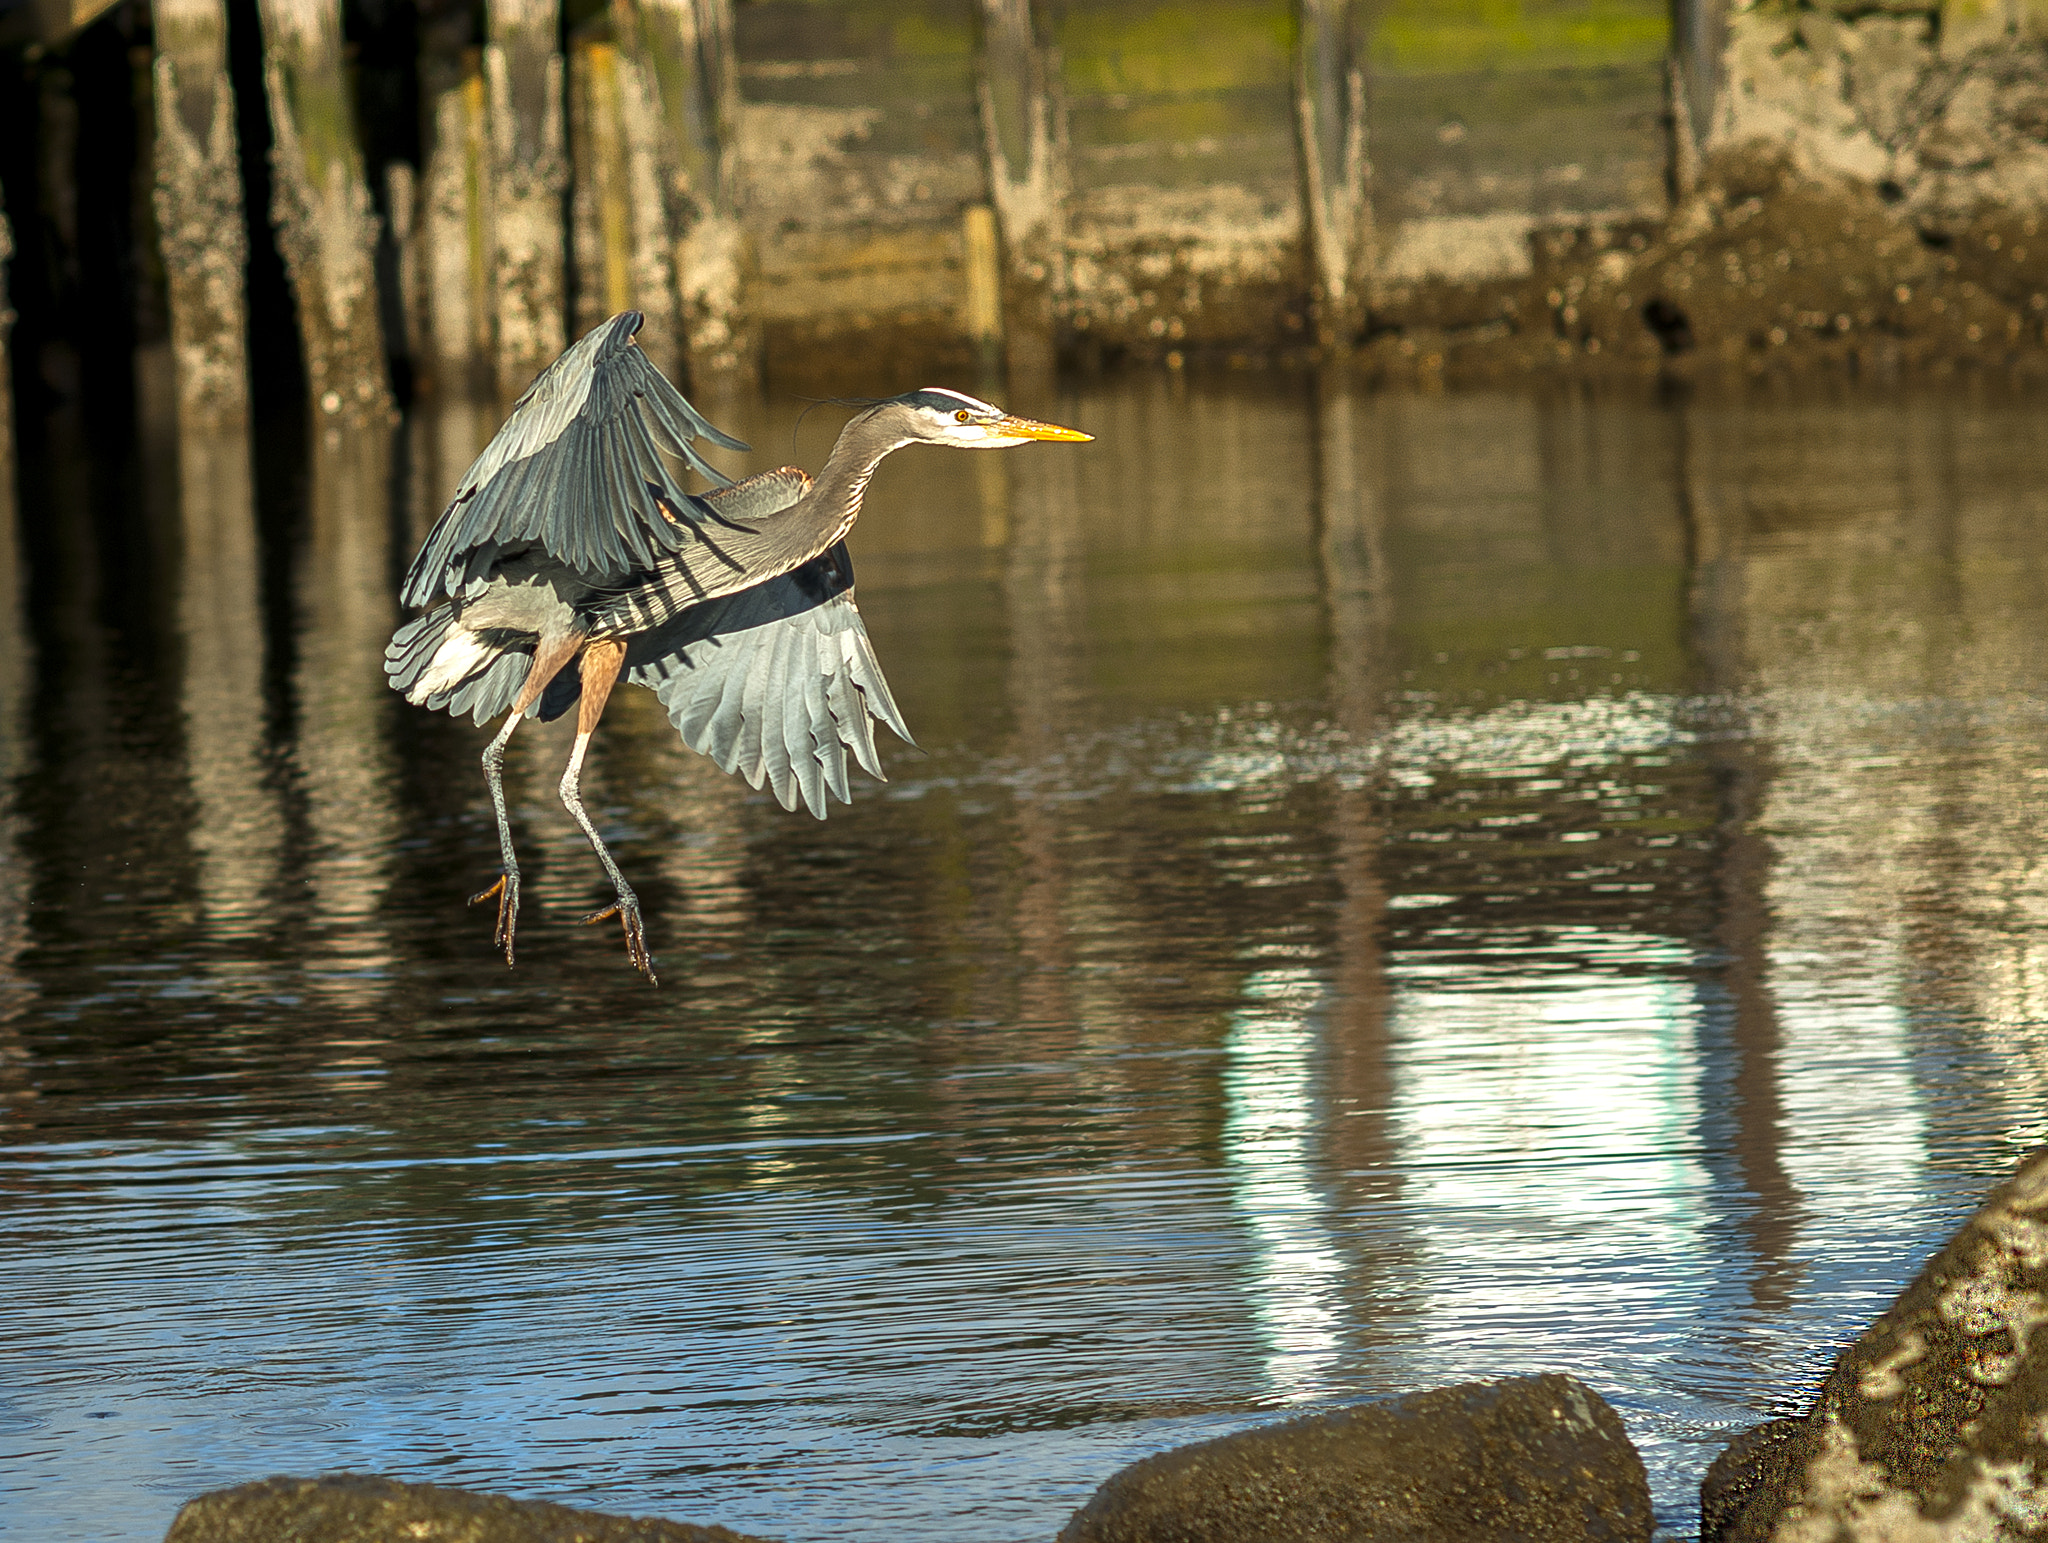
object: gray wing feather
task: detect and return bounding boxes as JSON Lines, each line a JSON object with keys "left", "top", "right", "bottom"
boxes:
{"left": 621, "top": 545, "right": 913, "bottom": 818}
{"left": 578, "top": 466, "right": 857, "bottom": 634}
{"left": 401, "top": 311, "right": 749, "bottom": 606}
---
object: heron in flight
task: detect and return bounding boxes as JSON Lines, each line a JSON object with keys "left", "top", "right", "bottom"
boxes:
{"left": 386, "top": 311, "right": 1091, "bottom": 983}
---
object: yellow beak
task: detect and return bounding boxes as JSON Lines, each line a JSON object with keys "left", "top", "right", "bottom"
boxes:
{"left": 995, "top": 415, "right": 1094, "bottom": 443}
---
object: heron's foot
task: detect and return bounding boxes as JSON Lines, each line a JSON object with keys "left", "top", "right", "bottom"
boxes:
{"left": 581, "top": 895, "right": 657, "bottom": 985}
{"left": 470, "top": 871, "right": 521, "bottom": 967}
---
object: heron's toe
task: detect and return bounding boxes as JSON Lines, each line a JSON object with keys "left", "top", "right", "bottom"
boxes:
{"left": 470, "top": 871, "right": 521, "bottom": 966}
{"left": 581, "top": 898, "right": 657, "bottom": 986}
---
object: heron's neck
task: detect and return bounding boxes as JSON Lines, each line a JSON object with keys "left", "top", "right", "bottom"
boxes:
{"left": 802, "top": 413, "right": 911, "bottom": 543}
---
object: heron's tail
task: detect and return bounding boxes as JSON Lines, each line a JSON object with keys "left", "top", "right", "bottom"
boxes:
{"left": 385, "top": 608, "right": 537, "bottom": 726}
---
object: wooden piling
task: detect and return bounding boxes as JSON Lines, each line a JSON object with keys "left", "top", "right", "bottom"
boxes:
{"left": 570, "top": 21, "right": 682, "bottom": 371}
{"left": 570, "top": 40, "right": 633, "bottom": 336}
{"left": 623, "top": 0, "right": 754, "bottom": 385}
{"left": 962, "top": 204, "right": 1003, "bottom": 379}
{"left": 973, "top": 0, "right": 1066, "bottom": 380}
{"left": 256, "top": 0, "right": 393, "bottom": 421}
{"left": 151, "top": 0, "right": 249, "bottom": 427}
{"left": 421, "top": 57, "right": 493, "bottom": 396}
{"left": 1293, "top": 0, "right": 1371, "bottom": 350}
{"left": 0, "top": 197, "right": 12, "bottom": 471}
{"left": 486, "top": 0, "right": 567, "bottom": 400}
{"left": 383, "top": 161, "right": 422, "bottom": 368}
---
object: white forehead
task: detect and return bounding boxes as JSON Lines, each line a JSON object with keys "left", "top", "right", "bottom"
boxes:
{"left": 918, "top": 387, "right": 1001, "bottom": 414}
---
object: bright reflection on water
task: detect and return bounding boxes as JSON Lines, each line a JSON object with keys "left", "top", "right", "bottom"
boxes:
{"left": 5, "top": 377, "right": 2047, "bottom": 1541}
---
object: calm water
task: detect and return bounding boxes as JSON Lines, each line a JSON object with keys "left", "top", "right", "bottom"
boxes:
{"left": 4, "top": 374, "right": 2046, "bottom": 1542}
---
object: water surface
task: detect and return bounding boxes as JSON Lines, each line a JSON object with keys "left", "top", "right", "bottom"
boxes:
{"left": 5, "top": 376, "right": 2046, "bottom": 1540}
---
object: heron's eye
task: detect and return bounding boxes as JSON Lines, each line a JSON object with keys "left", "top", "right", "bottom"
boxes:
{"left": 955, "top": 409, "right": 972, "bottom": 423}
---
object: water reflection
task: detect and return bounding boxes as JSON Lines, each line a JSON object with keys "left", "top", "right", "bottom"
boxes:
{"left": 6, "top": 380, "right": 2047, "bottom": 1542}
{"left": 175, "top": 428, "right": 278, "bottom": 941}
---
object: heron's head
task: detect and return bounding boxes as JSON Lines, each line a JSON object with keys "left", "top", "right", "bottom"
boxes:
{"left": 878, "top": 388, "right": 1093, "bottom": 449}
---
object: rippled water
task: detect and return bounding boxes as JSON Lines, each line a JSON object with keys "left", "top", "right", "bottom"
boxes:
{"left": 5, "top": 375, "right": 2046, "bottom": 1541}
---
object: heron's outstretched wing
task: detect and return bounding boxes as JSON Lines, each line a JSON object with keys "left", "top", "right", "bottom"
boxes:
{"left": 616, "top": 543, "right": 915, "bottom": 818}
{"left": 580, "top": 466, "right": 835, "bottom": 635}
{"left": 400, "top": 311, "right": 750, "bottom": 607}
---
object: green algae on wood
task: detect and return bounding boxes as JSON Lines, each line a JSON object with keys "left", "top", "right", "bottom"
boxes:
{"left": 255, "top": 0, "right": 392, "bottom": 421}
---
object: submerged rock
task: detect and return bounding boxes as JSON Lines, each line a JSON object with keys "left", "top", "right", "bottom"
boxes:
{"left": 1706, "top": 1146, "right": 2048, "bottom": 1542}
{"left": 1056, "top": 1372, "right": 1651, "bottom": 1543}
{"left": 162, "top": 1473, "right": 772, "bottom": 1543}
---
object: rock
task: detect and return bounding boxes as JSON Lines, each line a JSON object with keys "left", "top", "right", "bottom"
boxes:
{"left": 1055, "top": 1372, "right": 1651, "bottom": 1543}
{"left": 162, "top": 1473, "right": 774, "bottom": 1543}
{"left": 1713, "top": 1146, "right": 2048, "bottom": 1542}
{"left": 1701, "top": 1419, "right": 1804, "bottom": 1543}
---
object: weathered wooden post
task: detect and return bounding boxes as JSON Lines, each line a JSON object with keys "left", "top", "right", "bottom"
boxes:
{"left": 962, "top": 203, "right": 1003, "bottom": 380}
{"left": 1669, "top": 0, "right": 1724, "bottom": 199}
{"left": 570, "top": 40, "right": 634, "bottom": 334}
{"left": 974, "top": 0, "right": 1066, "bottom": 380}
{"left": 569, "top": 18, "right": 683, "bottom": 370}
{"left": 256, "top": 0, "right": 393, "bottom": 420}
{"left": 1293, "top": 0, "right": 1371, "bottom": 352}
{"left": 0, "top": 198, "right": 13, "bottom": 470}
{"left": 624, "top": 0, "right": 754, "bottom": 385}
{"left": 383, "top": 161, "right": 422, "bottom": 372}
{"left": 421, "top": 57, "right": 493, "bottom": 395}
{"left": 486, "top": 0, "right": 567, "bottom": 399}
{"left": 150, "top": 0, "right": 249, "bottom": 427}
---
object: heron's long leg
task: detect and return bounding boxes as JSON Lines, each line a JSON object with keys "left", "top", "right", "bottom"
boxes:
{"left": 471, "top": 630, "right": 586, "bottom": 967}
{"left": 558, "top": 639, "right": 655, "bottom": 983}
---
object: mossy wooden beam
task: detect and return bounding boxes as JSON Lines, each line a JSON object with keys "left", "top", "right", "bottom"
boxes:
{"left": 486, "top": 0, "right": 567, "bottom": 399}
{"left": 421, "top": 55, "right": 493, "bottom": 395}
{"left": 151, "top": 0, "right": 249, "bottom": 427}
{"left": 623, "top": 0, "right": 755, "bottom": 385}
{"left": 1295, "top": 0, "right": 1371, "bottom": 348}
{"left": 975, "top": 0, "right": 1067, "bottom": 377}
{"left": 256, "top": 0, "right": 392, "bottom": 421}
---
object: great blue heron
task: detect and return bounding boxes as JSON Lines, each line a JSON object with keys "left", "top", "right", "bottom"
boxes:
{"left": 386, "top": 311, "right": 1092, "bottom": 983}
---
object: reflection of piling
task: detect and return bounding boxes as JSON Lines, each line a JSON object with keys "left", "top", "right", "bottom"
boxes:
{"left": 421, "top": 58, "right": 493, "bottom": 395}
{"left": 297, "top": 425, "right": 400, "bottom": 996}
{"left": 487, "top": 0, "right": 568, "bottom": 399}
{"left": 974, "top": 0, "right": 1065, "bottom": 382}
{"left": 257, "top": 0, "right": 393, "bottom": 421}
{"left": 1310, "top": 371, "right": 1399, "bottom": 1188}
{"left": 150, "top": 0, "right": 249, "bottom": 427}
{"left": 176, "top": 427, "right": 282, "bottom": 934}
{"left": 626, "top": 0, "right": 754, "bottom": 385}
{"left": 1293, "top": 0, "right": 1370, "bottom": 351}
{"left": 1676, "top": 406, "right": 1803, "bottom": 1312}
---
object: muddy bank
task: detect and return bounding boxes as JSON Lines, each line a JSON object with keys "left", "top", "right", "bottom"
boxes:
{"left": 1349, "top": 144, "right": 2048, "bottom": 388}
